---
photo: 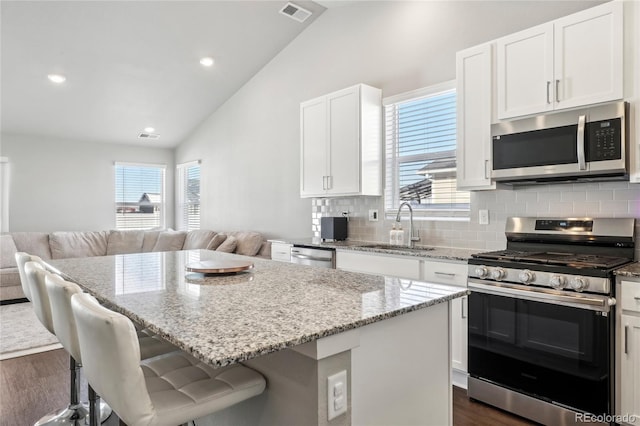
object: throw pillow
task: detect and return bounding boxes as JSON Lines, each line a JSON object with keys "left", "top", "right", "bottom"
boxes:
{"left": 206, "top": 233, "right": 227, "bottom": 250}
{"left": 216, "top": 236, "right": 237, "bottom": 253}
{"left": 152, "top": 231, "right": 187, "bottom": 252}
{"left": 229, "top": 231, "right": 263, "bottom": 256}
{"left": 0, "top": 235, "right": 18, "bottom": 268}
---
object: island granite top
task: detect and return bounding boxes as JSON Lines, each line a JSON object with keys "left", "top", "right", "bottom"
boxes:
{"left": 46, "top": 250, "right": 466, "bottom": 368}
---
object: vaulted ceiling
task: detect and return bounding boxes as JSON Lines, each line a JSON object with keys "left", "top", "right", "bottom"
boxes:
{"left": 1, "top": 1, "right": 325, "bottom": 148}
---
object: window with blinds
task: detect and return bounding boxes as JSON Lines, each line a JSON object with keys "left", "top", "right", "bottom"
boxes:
{"left": 384, "top": 81, "right": 470, "bottom": 218}
{"left": 115, "top": 163, "right": 166, "bottom": 230}
{"left": 176, "top": 161, "right": 201, "bottom": 231}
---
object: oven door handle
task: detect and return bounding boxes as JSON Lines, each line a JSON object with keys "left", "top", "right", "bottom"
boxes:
{"left": 468, "top": 279, "right": 615, "bottom": 312}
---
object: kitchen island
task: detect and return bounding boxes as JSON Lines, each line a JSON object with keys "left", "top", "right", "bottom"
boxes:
{"left": 46, "top": 249, "right": 466, "bottom": 426}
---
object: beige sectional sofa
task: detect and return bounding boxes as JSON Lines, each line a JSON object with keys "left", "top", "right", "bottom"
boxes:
{"left": 0, "top": 229, "right": 270, "bottom": 302}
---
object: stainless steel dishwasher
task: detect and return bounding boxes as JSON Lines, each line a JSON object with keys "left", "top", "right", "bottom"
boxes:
{"left": 290, "top": 245, "right": 335, "bottom": 269}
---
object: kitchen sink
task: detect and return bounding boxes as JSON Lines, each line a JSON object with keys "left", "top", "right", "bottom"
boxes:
{"left": 357, "top": 244, "right": 435, "bottom": 253}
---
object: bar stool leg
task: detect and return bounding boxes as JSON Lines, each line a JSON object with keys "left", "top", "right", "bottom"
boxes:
{"left": 34, "top": 356, "right": 89, "bottom": 425}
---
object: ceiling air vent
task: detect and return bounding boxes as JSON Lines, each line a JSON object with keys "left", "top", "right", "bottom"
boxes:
{"left": 138, "top": 132, "right": 160, "bottom": 140}
{"left": 279, "top": 2, "right": 312, "bottom": 23}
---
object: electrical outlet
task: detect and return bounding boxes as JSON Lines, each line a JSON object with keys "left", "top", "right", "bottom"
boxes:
{"left": 368, "top": 209, "right": 378, "bottom": 221}
{"left": 479, "top": 209, "right": 489, "bottom": 225}
{"left": 327, "top": 370, "right": 347, "bottom": 420}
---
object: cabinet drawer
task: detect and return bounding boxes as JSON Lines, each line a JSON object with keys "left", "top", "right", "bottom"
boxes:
{"left": 336, "top": 251, "right": 421, "bottom": 280}
{"left": 270, "top": 242, "right": 292, "bottom": 263}
{"left": 422, "top": 260, "right": 467, "bottom": 287}
{"left": 621, "top": 281, "right": 640, "bottom": 313}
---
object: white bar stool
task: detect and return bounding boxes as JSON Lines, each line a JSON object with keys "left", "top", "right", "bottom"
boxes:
{"left": 71, "top": 292, "right": 267, "bottom": 426}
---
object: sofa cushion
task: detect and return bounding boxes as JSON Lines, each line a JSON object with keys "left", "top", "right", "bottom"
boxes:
{"left": 0, "top": 267, "right": 20, "bottom": 287}
{"left": 206, "top": 234, "right": 227, "bottom": 250}
{"left": 1, "top": 235, "right": 18, "bottom": 268}
{"left": 50, "top": 231, "right": 109, "bottom": 259}
{"left": 142, "top": 230, "right": 162, "bottom": 252}
{"left": 10, "top": 232, "right": 52, "bottom": 260}
{"left": 182, "top": 230, "right": 216, "bottom": 250}
{"left": 216, "top": 236, "right": 237, "bottom": 253}
{"left": 152, "top": 231, "right": 187, "bottom": 252}
{"left": 107, "top": 230, "right": 145, "bottom": 255}
{"left": 227, "top": 232, "right": 264, "bottom": 256}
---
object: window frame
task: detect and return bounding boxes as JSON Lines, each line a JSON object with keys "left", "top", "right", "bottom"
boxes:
{"left": 114, "top": 161, "right": 166, "bottom": 230}
{"left": 383, "top": 80, "right": 470, "bottom": 221}
{"left": 176, "top": 160, "right": 201, "bottom": 231}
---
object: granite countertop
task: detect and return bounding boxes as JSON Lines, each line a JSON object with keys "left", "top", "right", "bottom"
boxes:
{"left": 46, "top": 250, "right": 467, "bottom": 368}
{"left": 615, "top": 262, "right": 640, "bottom": 278}
{"left": 274, "top": 238, "right": 477, "bottom": 262}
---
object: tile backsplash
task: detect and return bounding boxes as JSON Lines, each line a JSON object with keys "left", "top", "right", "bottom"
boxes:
{"left": 312, "top": 181, "right": 640, "bottom": 260}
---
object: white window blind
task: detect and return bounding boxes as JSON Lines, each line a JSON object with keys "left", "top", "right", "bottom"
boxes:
{"left": 176, "top": 161, "right": 201, "bottom": 231}
{"left": 115, "top": 162, "right": 166, "bottom": 230}
{"left": 384, "top": 81, "right": 469, "bottom": 218}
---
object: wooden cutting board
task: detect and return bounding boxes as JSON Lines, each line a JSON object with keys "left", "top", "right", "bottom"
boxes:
{"left": 186, "top": 260, "right": 254, "bottom": 274}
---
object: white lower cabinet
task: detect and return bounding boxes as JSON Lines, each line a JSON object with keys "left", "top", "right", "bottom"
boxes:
{"left": 336, "top": 250, "right": 468, "bottom": 387}
{"left": 618, "top": 279, "right": 640, "bottom": 426}
{"left": 270, "top": 241, "right": 292, "bottom": 262}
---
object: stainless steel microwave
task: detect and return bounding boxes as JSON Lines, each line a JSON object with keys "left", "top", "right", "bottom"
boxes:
{"left": 491, "top": 101, "right": 628, "bottom": 184}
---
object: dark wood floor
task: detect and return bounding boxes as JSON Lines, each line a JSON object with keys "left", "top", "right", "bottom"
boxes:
{"left": 1, "top": 348, "right": 536, "bottom": 426}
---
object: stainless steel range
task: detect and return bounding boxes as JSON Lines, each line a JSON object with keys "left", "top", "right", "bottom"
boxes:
{"left": 467, "top": 217, "right": 636, "bottom": 426}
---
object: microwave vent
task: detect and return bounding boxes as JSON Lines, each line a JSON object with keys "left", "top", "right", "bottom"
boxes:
{"left": 279, "top": 2, "right": 312, "bottom": 22}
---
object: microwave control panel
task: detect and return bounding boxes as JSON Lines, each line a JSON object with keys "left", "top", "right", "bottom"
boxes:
{"left": 587, "top": 118, "right": 621, "bottom": 161}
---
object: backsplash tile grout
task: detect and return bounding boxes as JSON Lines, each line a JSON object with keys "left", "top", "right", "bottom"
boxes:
{"left": 311, "top": 181, "right": 640, "bottom": 260}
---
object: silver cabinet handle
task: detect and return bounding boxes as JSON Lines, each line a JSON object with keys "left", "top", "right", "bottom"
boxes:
{"left": 435, "top": 271, "right": 456, "bottom": 277}
{"left": 484, "top": 160, "right": 489, "bottom": 180}
{"left": 546, "top": 81, "right": 551, "bottom": 104}
{"left": 461, "top": 297, "right": 467, "bottom": 319}
{"left": 577, "top": 115, "right": 586, "bottom": 171}
{"left": 322, "top": 176, "right": 327, "bottom": 190}
{"left": 625, "top": 325, "right": 629, "bottom": 354}
{"left": 327, "top": 175, "right": 332, "bottom": 190}
{"left": 555, "top": 79, "right": 560, "bottom": 103}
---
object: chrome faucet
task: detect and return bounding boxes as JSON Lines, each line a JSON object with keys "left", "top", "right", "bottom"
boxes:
{"left": 395, "top": 202, "right": 420, "bottom": 248}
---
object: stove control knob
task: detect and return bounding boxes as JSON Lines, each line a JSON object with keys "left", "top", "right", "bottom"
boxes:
{"left": 518, "top": 270, "right": 535, "bottom": 284}
{"left": 570, "top": 277, "right": 588, "bottom": 292}
{"left": 550, "top": 275, "right": 567, "bottom": 290}
{"left": 490, "top": 268, "right": 506, "bottom": 281}
{"left": 474, "top": 266, "right": 489, "bottom": 278}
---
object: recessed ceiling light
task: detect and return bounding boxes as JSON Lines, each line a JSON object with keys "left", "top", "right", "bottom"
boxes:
{"left": 199, "top": 57, "right": 214, "bottom": 67}
{"left": 47, "top": 74, "right": 66, "bottom": 84}
{"left": 144, "top": 127, "right": 155, "bottom": 133}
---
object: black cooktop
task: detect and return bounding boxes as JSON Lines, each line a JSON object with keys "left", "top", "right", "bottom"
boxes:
{"left": 471, "top": 249, "right": 630, "bottom": 270}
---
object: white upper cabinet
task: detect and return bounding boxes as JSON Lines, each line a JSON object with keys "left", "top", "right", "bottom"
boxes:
{"left": 497, "top": 1, "right": 623, "bottom": 120}
{"left": 456, "top": 43, "right": 496, "bottom": 190}
{"left": 300, "top": 84, "right": 382, "bottom": 198}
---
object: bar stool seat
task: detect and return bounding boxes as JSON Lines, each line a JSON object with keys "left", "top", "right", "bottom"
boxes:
{"left": 71, "top": 292, "right": 267, "bottom": 426}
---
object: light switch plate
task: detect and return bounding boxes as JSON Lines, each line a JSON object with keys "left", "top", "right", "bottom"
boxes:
{"left": 327, "top": 370, "right": 347, "bottom": 420}
{"left": 479, "top": 209, "right": 489, "bottom": 225}
{"left": 368, "top": 209, "right": 378, "bottom": 221}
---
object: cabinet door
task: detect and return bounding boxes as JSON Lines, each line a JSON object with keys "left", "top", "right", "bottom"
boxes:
{"left": 497, "top": 23, "right": 554, "bottom": 119}
{"left": 335, "top": 250, "right": 421, "bottom": 280}
{"left": 327, "top": 86, "right": 361, "bottom": 195}
{"left": 456, "top": 43, "right": 495, "bottom": 190}
{"left": 451, "top": 296, "right": 468, "bottom": 372}
{"left": 620, "top": 315, "right": 640, "bottom": 425}
{"left": 300, "top": 97, "right": 328, "bottom": 197}
{"left": 554, "top": 2, "right": 623, "bottom": 110}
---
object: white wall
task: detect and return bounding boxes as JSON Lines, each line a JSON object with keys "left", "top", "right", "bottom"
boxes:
{"left": 176, "top": 0, "right": 604, "bottom": 240}
{"left": 1, "top": 133, "right": 174, "bottom": 232}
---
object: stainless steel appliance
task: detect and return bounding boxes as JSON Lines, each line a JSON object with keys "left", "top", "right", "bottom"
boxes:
{"left": 467, "top": 217, "right": 636, "bottom": 426}
{"left": 290, "top": 245, "right": 335, "bottom": 269}
{"left": 491, "top": 101, "right": 628, "bottom": 184}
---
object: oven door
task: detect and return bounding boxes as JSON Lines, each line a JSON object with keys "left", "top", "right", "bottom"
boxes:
{"left": 468, "top": 280, "right": 613, "bottom": 416}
